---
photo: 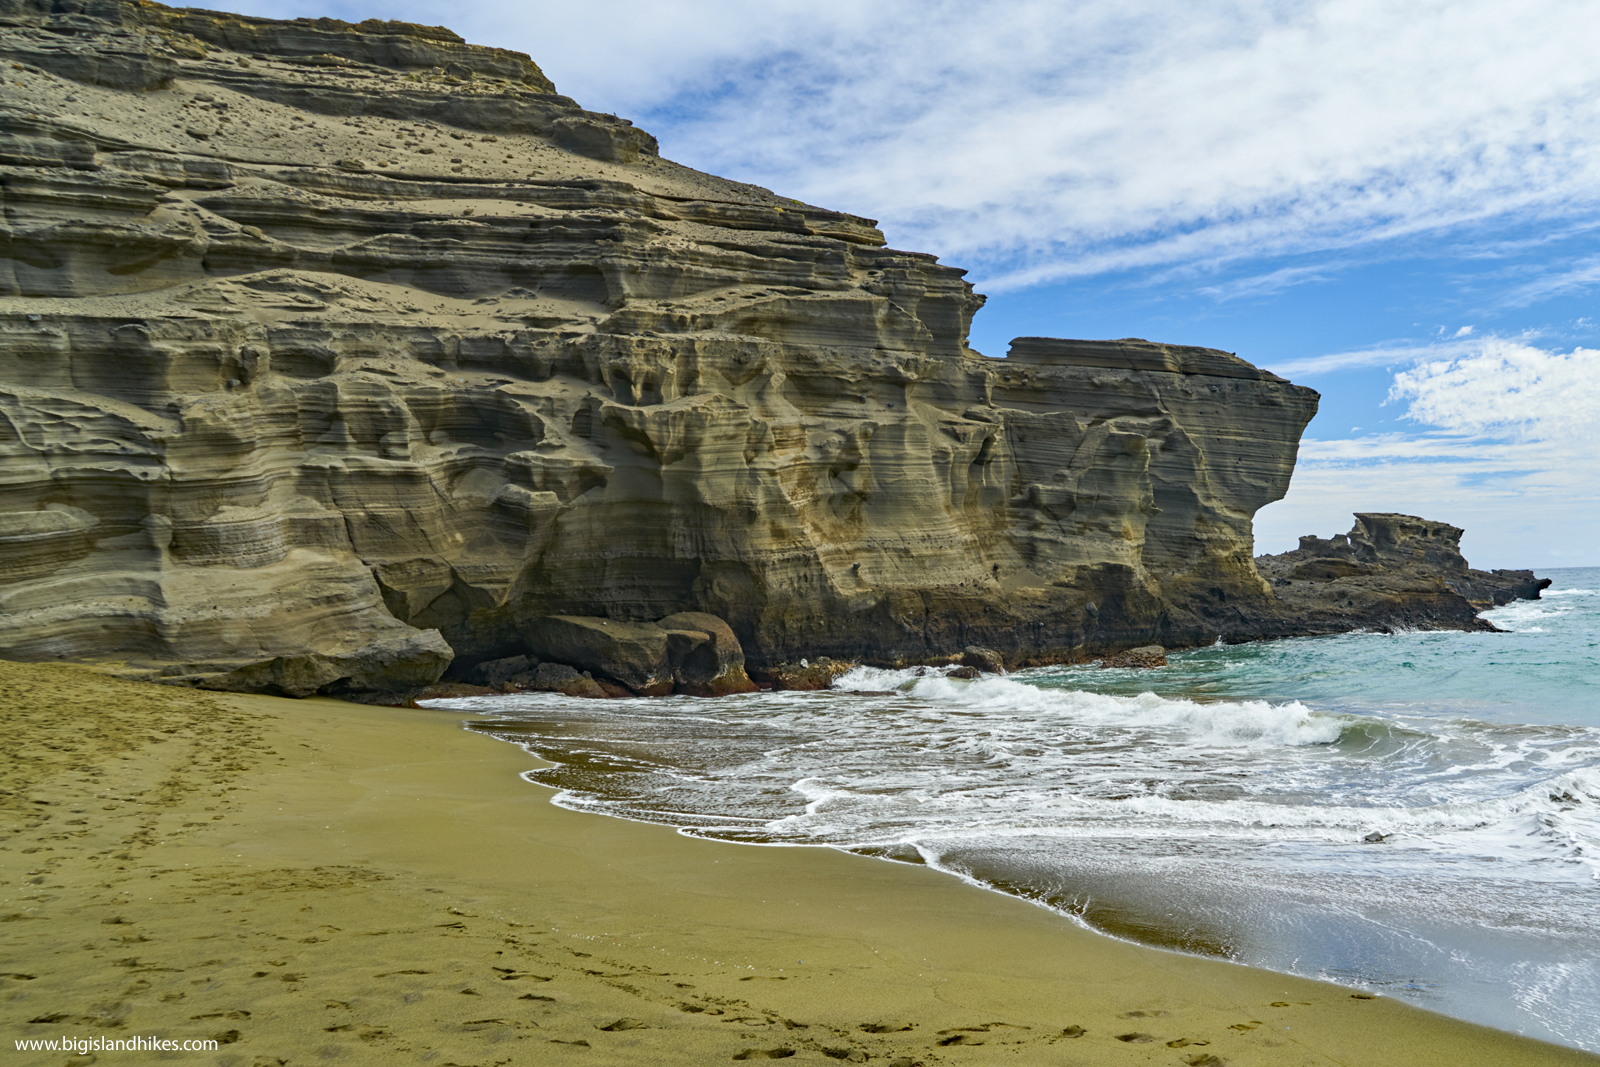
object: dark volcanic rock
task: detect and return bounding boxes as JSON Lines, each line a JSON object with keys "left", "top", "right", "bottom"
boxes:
{"left": 750, "top": 659, "right": 854, "bottom": 692}
{"left": 522, "top": 616, "right": 679, "bottom": 696}
{"left": 462, "top": 654, "right": 539, "bottom": 688}
{"left": 1252, "top": 513, "right": 1546, "bottom": 635}
{"left": 1100, "top": 645, "right": 1168, "bottom": 669}
{"left": 518, "top": 662, "right": 607, "bottom": 698}
{"left": 960, "top": 646, "right": 1005, "bottom": 674}
{"left": 1450, "top": 568, "right": 1551, "bottom": 609}
{"left": 517, "top": 613, "right": 757, "bottom": 696}
{"left": 344, "top": 680, "right": 499, "bottom": 706}
{"left": 196, "top": 627, "right": 452, "bottom": 698}
{"left": 656, "top": 611, "right": 759, "bottom": 696}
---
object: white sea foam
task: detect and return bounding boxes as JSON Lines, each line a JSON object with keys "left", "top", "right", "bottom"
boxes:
{"left": 1484, "top": 599, "right": 1579, "bottom": 629}
{"left": 832, "top": 665, "right": 1345, "bottom": 747}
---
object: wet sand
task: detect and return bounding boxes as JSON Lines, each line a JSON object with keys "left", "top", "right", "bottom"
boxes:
{"left": 2, "top": 660, "right": 1594, "bottom": 1066}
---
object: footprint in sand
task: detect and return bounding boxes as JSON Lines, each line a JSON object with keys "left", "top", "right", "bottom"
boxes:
{"left": 1056, "top": 1025, "right": 1086, "bottom": 1038}
{"left": 1167, "top": 1037, "right": 1211, "bottom": 1048}
{"left": 494, "top": 969, "right": 552, "bottom": 982}
{"left": 820, "top": 1049, "right": 869, "bottom": 1063}
{"left": 859, "top": 1021, "right": 914, "bottom": 1033}
{"left": 1228, "top": 1020, "right": 1262, "bottom": 1031}
{"left": 597, "top": 1018, "right": 647, "bottom": 1031}
{"left": 936, "top": 1025, "right": 993, "bottom": 1044}
{"left": 1114, "top": 1032, "right": 1155, "bottom": 1043}
{"left": 731, "top": 1048, "right": 795, "bottom": 1060}
{"left": 1185, "top": 1055, "right": 1226, "bottom": 1067}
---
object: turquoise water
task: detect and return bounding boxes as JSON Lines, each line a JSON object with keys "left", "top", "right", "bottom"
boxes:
{"left": 1045, "top": 569, "right": 1600, "bottom": 727}
{"left": 433, "top": 566, "right": 1600, "bottom": 1052}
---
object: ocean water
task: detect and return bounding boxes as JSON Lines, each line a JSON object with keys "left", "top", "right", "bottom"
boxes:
{"left": 430, "top": 566, "right": 1600, "bottom": 1051}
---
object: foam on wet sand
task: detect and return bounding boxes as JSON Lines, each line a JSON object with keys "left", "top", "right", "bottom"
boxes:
{"left": 1, "top": 660, "right": 1593, "bottom": 1065}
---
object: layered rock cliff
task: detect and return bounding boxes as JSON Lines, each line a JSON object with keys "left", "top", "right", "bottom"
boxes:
{"left": 0, "top": 0, "right": 1331, "bottom": 693}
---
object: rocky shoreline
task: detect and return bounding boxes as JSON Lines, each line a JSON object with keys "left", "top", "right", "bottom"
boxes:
{"left": 339, "top": 509, "right": 1546, "bottom": 703}
{"left": 0, "top": 0, "right": 1548, "bottom": 699}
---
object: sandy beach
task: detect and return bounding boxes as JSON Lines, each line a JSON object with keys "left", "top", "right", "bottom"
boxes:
{"left": 1, "top": 660, "right": 1593, "bottom": 1067}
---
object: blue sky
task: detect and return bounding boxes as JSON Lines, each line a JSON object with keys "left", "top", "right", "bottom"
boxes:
{"left": 209, "top": 0, "right": 1600, "bottom": 567}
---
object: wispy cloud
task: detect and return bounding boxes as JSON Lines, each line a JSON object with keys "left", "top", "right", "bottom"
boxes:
{"left": 1388, "top": 339, "right": 1600, "bottom": 440}
{"left": 202, "top": 0, "right": 1600, "bottom": 302}
{"left": 553, "top": 0, "right": 1600, "bottom": 289}
{"left": 1195, "top": 264, "right": 1339, "bottom": 302}
{"left": 1265, "top": 332, "right": 1543, "bottom": 378}
{"left": 1498, "top": 255, "right": 1600, "bottom": 308}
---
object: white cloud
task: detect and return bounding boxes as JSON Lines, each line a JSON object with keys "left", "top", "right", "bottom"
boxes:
{"left": 1295, "top": 433, "right": 1529, "bottom": 464}
{"left": 1388, "top": 340, "right": 1600, "bottom": 440}
{"left": 1265, "top": 333, "right": 1543, "bottom": 378}
{"left": 588, "top": 0, "right": 1600, "bottom": 287}
{"left": 203, "top": 0, "right": 1600, "bottom": 293}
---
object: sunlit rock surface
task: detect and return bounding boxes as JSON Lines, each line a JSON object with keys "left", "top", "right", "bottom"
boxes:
{"left": 0, "top": 0, "right": 1327, "bottom": 692}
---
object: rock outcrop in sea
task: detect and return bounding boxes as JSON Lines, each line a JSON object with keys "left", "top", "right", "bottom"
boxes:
{"left": 0, "top": 1, "right": 1538, "bottom": 695}
{"left": 1254, "top": 513, "right": 1550, "bottom": 635}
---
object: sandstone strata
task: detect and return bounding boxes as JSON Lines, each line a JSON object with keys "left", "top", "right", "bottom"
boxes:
{"left": 1253, "top": 513, "right": 1550, "bottom": 635}
{"left": 0, "top": 0, "right": 1451, "bottom": 695}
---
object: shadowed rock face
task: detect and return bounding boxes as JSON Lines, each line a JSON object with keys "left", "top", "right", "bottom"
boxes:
{"left": 0, "top": 0, "right": 1324, "bottom": 693}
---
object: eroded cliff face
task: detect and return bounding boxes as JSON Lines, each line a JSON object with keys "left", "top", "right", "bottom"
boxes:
{"left": 0, "top": 0, "right": 1320, "bottom": 692}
